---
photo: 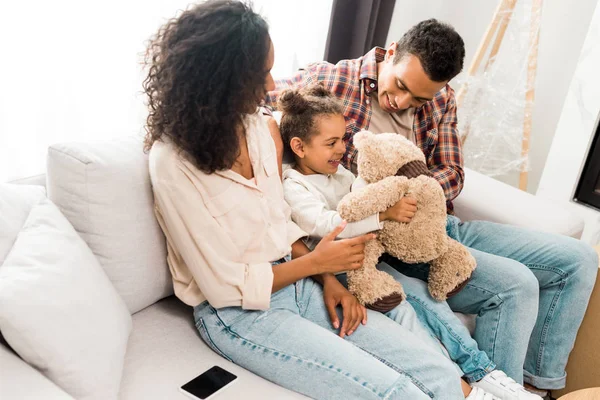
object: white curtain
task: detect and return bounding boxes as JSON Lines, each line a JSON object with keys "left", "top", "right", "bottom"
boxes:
{"left": 0, "top": 0, "right": 333, "bottom": 182}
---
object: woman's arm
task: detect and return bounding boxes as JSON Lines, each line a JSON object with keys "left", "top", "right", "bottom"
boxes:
{"left": 290, "top": 238, "right": 367, "bottom": 338}
{"left": 154, "top": 177, "right": 275, "bottom": 310}
{"left": 290, "top": 239, "right": 336, "bottom": 285}
{"left": 272, "top": 223, "right": 373, "bottom": 292}
{"left": 154, "top": 177, "right": 372, "bottom": 308}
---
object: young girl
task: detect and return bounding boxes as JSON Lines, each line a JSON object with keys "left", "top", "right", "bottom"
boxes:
{"left": 279, "top": 84, "right": 541, "bottom": 400}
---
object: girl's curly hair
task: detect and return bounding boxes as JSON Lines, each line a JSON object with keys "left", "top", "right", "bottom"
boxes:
{"left": 278, "top": 84, "right": 344, "bottom": 153}
{"left": 143, "top": 0, "right": 270, "bottom": 173}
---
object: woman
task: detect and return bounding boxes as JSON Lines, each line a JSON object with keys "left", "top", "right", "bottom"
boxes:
{"left": 143, "top": 1, "right": 468, "bottom": 399}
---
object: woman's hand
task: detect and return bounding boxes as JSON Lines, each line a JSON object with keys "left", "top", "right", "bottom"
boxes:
{"left": 322, "top": 276, "right": 367, "bottom": 337}
{"left": 381, "top": 196, "right": 418, "bottom": 223}
{"left": 311, "top": 222, "right": 375, "bottom": 275}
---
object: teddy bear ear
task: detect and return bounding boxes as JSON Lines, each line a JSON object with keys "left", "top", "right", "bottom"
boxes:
{"left": 353, "top": 130, "right": 372, "bottom": 149}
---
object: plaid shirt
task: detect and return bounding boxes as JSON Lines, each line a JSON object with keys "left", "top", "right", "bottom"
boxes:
{"left": 266, "top": 47, "right": 464, "bottom": 212}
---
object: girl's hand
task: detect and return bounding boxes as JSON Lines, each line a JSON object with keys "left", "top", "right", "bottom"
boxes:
{"left": 382, "top": 196, "right": 418, "bottom": 223}
{"left": 311, "top": 222, "right": 375, "bottom": 275}
{"left": 322, "top": 276, "right": 367, "bottom": 337}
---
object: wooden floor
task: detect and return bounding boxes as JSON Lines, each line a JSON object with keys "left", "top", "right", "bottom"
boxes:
{"left": 558, "top": 387, "right": 600, "bottom": 399}
{"left": 553, "top": 244, "right": 600, "bottom": 397}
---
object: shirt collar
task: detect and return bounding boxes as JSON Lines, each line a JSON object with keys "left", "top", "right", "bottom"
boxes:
{"left": 360, "top": 47, "right": 386, "bottom": 95}
{"left": 215, "top": 112, "right": 263, "bottom": 189}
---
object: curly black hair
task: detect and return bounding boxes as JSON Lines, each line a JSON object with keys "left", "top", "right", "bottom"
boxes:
{"left": 394, "top": 19, "right": 465, "bottom": 82}
{"left": 143, "top": 0, "right": 270, "bottom": 173}
{"left": 278, "top": 84, "right": 344, "bottom": 153}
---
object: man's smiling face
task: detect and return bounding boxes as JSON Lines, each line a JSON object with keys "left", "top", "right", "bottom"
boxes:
{"left": 376, "top": 43, "right": 448, "bottom": 113}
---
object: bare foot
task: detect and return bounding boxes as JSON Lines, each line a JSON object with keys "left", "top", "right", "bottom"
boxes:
{"left": 460, "top": 378, "right": 472, "bottom": 397}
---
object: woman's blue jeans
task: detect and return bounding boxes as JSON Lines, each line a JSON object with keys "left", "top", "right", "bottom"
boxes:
{"left": 193, "top": 260, "right": 464, "bottom": 399}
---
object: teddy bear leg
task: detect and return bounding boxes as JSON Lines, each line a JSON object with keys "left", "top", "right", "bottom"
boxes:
{"left": 347, "top": 239, "right": 406, "bottom": 313}
{"left": 428, "top": 237, "right": 477, "bottom": 301}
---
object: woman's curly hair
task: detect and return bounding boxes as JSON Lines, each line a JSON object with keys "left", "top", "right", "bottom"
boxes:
{"left": 143, "top": 0, "right": 270, "bottom": 173}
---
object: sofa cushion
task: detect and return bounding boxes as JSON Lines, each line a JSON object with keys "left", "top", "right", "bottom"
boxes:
{"left": 120, "top": 296, "right": 307, "bottom": 400}
{"left": 46, "top": 136, "right": 173, "bottom": 313}
{"left": 454, "top": 168, "right": 585, "bottom": 239}
{"left": 0, "top": 344, "right": 75, "bottom": 400}
{"left": 0, "top": 184, "right": 46, "bottom": 265}
{"left": 0, "top": 184, "right": 131, "bottom": 400}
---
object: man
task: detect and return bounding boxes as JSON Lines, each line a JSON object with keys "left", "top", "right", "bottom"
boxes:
{"left": 267, "top": 19, "right": 598, "bottom": 400}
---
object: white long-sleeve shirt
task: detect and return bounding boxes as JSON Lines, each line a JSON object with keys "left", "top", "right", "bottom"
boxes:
{"left": 282, "top": 165, "right": 383, "bottom": 250}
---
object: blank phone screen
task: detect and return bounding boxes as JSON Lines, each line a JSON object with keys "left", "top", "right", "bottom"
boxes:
{"left": 181, "top": 366, "right": 237, "bottom": 399}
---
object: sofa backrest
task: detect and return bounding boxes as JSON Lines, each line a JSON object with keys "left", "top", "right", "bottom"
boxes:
{"left": 8, "top": 174, "right": 47, "bottom": 188}
{"left": 46, "top": 136, "right": 173, "bottom": 314}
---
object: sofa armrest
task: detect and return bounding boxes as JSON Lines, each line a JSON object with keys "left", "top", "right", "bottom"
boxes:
{"left": 453, "top": 168, "right": 585, "bottom": 239}
{"left": 0, "top": 344, "right": 74, "bottom": 400}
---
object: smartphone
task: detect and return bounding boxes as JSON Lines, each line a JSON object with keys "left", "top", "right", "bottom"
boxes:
{"left": 179, "top": 366, "right": 238, "bottom": 400}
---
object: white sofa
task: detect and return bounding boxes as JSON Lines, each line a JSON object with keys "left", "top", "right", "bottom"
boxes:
{"left": 0, "top": 136, "right": 586, "bottom": 400}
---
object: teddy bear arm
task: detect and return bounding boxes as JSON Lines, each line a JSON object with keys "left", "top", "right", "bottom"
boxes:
{"left": 337, "top": 176, "right": 409, "bottom": 222}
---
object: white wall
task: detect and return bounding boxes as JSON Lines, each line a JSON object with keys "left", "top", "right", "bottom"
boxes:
{"left": 537, "top": 2, "right": 600, "bottom": 245}
{"left": 254, "top": 0, "right": 333, "bottom": 79}
{"left": 0, "top": 0, "right": 332, "bottom": 182}
{"left": 385, "top": 0, "right": 598, "bottom": 194}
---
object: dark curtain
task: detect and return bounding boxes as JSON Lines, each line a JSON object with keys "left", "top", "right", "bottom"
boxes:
{"left": 324, "top": 0, "right": 397, "bottom": 64}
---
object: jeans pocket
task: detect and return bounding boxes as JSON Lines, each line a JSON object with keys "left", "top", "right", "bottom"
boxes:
{"left": 195, "top": 317, "right": 234, "bottom": 363}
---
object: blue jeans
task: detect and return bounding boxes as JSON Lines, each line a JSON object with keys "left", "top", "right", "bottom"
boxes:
{"left": 387, "top": 215, "right": 599, "bottom": 390}
{"left": 340, "top": 262, "right": 496, "bottom": 383}
{"left": 193, "top": 262, "right": 464, "bottom": 399}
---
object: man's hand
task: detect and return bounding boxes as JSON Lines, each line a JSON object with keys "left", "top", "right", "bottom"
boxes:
{"left": 322, "top": 276, "right": 367, "bottom": 338}
{"left": 381, "top": 196, "right": 418, "bottom": 223}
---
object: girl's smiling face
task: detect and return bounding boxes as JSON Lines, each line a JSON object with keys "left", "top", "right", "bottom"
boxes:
{"left": 291, "top": 113, "right": 347, "bottom": 176}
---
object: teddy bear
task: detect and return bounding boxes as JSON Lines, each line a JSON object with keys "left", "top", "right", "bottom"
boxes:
{"left": 337, "top": 130, "right": 476, "bottom": 312}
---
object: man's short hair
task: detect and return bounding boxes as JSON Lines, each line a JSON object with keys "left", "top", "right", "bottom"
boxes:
{"left": 394, "top": 19, "right": 465, "bottom": 82}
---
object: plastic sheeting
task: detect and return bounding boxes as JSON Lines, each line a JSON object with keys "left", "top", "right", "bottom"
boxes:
{"left": 454, "top": 0, "right": 541, "bottom": 177}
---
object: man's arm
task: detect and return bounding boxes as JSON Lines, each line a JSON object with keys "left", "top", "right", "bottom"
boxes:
{"left": 428, "top": 88, "right": 465, "bottom": 202}
{"left": 265, "top": 63, "right": 326, "bottom": 110}
{"left": 265, "top": 61, "right": 339, "bottom": 110}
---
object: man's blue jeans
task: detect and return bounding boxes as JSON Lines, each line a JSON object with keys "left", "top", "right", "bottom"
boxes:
{"left": 338, "top": 263, "right": 496, "bottom": 383}
{"left": 386, "top": 215, "right": 598, "bottom": 389}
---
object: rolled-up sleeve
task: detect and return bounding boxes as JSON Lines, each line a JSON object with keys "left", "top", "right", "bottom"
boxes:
{"left": 428, "top": 87, "right": 465, "bottom": 202}
{"left": 287, "top": 219, "right": 308, "bottom": 246}
{"left": 153, "top": 178, "right": 273, "bottom": 310}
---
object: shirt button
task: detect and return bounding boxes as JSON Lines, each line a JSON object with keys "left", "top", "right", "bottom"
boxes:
{"left": 370, "top": 83, "right": 375, "bottom": 88}
{"left": 366, "top": 99, "right": 370, "bottom": 104}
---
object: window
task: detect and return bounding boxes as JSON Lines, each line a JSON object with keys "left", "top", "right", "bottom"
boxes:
{"left": 0, "top": 0, "right": 332, "bottom": 182}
